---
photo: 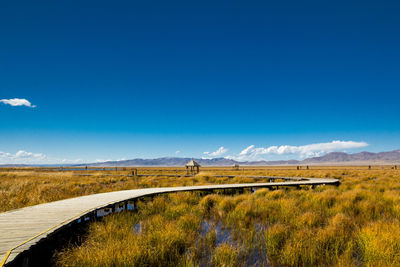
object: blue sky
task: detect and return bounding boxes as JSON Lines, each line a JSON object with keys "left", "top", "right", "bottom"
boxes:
{"left": 1, "top": 0, "right": 400, "bottom": 163}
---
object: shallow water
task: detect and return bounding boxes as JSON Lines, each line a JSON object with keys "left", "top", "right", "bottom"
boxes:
{"left": 130, "top": 206, "right": 271, "bottom": 265}
{"left": 133, "top": 221, "right": 141, "bottom": 234}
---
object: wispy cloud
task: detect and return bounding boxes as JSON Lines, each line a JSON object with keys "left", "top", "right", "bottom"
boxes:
{"left": 175, "top": 150, "right": 180, "bottom": 155}
{"left": 0, "top": 150, "right": 46, "bottom": 163}
{"left": 94, "top": 158, "right": 126, "bottom": 163}
{"left": 61, "top": 158, "right": 84, "bottom": 164}
{"left": 204, "top": 146, "right": 228, "bottom": 157}
{"left": 0, "top": 150, "right": 86, "bottom": 164}
{"left": 228, "top": 140, "right": 368, "bottom": 161}
{"left": 0, "top": 98, "right": 36, "bottom": 108}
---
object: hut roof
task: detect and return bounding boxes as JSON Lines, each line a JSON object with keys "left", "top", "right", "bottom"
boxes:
{"left": 185, "top": 159, "right": 201, "bottom": 167}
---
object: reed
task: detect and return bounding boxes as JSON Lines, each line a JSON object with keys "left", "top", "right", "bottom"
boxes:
{"left": 2, "top": 166, "right": 400, "bottom": 266}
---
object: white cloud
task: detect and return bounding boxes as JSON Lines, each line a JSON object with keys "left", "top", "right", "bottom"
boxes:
{"left": 175, "top": 150, "right": 180, "bottom": 155}
{"left": 0, "top": 98, "right": 36, "bottom": 108}
{"left": 229, "top": 140, "right": 369, "bottom": 161}
{"left": 93, "top": 158, "right": 128, "bottom": 163}
{"left": 0, "top": 150, "right": 46, "bottom": 163}
{"left": 0, "top": 150, "right": 87, "bottom": 164}
{"left": 0, "top": 149, "right": 132, "bottom": 165}
{"left": 61, "top": 158, "right": 84, "bottom": 164}
{"left": 204, "top": 146, "right": 228, "bottom": 157}
{"left": 95, "top": 159, "right": 112, "bottom": 163}
{"left": 14, "top": 150, "right": 46, "bottom": 159}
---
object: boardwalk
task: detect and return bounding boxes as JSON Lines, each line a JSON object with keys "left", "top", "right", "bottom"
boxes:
{"left": 0, "top": 177, "right": 339, "bottom": 266}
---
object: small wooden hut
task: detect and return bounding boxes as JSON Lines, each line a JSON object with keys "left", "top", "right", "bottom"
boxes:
{"left": 232, "top": 163, "right": 240, "bottom": 170}
{"left": 185, "top": 159, "right": 201, "bottom": 175}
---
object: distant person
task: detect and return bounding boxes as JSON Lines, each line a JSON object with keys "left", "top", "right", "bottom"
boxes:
{"left": 368, "top": 165, "right": 371, "bottom": 170}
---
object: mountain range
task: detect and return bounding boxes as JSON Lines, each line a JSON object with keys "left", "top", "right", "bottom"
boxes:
{"left": 1, "top": 150, "right": 400, "bottom": 167}
{"left": 82, "top": 150, "right": 400, "bottom": 167}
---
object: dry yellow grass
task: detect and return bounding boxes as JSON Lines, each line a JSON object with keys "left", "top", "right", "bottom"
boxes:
{"left": 0, "top": 166, "right": 270, "bottom": 212}
{"left": 2, "top": 166, "right": 400, "bottom": 266}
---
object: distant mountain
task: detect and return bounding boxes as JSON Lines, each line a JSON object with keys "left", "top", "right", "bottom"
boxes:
{"left": 242, "top": 159, "right": 300, "bottom": 166}
{"left": 81, "top": 157, "right": 238, "bottom": 167}
{"left": 2, "top": 150, "right": 399, "bottom": 167}
{"left": 84, "top": 150, "right": 400, "bottom": 166}
{"left": 302, "top": 150, "right": 400, "bottom": 164}
{"left": 0, "top": 164, "right": 29, "bottom": 167}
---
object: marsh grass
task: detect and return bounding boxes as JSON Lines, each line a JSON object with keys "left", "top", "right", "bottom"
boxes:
{"left": 2, "top": 166, "right": 400, "bottom": 266}
{"left": 0, "top": 167, "right": 273, "bottom": 212}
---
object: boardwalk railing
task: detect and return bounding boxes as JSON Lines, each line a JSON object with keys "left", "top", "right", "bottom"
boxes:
{"left": 0, "top": 176, "right": 340, "bottom": 266}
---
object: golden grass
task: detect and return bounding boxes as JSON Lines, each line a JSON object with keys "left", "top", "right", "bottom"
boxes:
{"left": 0, "top": 167, "right": 269, "bottom": 212}
{"left": 357, "top": 221, "right": 400, "bottom": 266}
{"left": 56, "top": 193, "right": 203, "bottom": 267}
{"left": 2, "top": 166, "right": 400, "bottom": 266}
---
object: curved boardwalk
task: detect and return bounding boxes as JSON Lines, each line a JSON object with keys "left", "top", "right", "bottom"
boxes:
{"left": 0, "top": 177, "right": 339, "bottom": 266}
